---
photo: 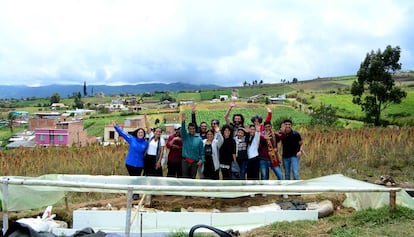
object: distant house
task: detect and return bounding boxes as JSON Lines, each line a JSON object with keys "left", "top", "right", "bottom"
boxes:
{"left": 124, "top": 97, "right": 138, "bottom": 106}
{"left": 219, "top": 95, "right": 229, "bottom": 101}
{"left": 103, "top": 116, "right": 145, "bottom": 143}
{"left": 29, "top": 113, "right": 61, "bottom": 131}
{"left": 51, "top": 103, "right": 68, "bottom": 110}
{"left": 94, "top": 92, "right": 105, "bottom": 97}
{"left": 8, "top": 130, "right": 35, "bottom": 142}
{"left": 179, "top": 99, "right": 194, "bottom": 105}
{"left": 64, "top": 109, "right": 96, "bottom": 116}
{"left": 11, "top": 111, "right": 29, "bottom": 117}
{"left": 169, "top": 103, "right": 178, "bottom": 109}
{"left": 11, "top": 111, "right": 30, "bottom": 126}
{"left": 269, "top": 95, "right": 286, "bottom": 104}
{"left": 248, "top": 94, "right": 266, "bottom": 103}
{"left": 6, "top": 140, "right": 36, "bottom": 149}
{"left": 128, "top": 106, "right": 142, "bottom": 112}
{"left": 35, "top": 119, "right": 95, "bottom": 147}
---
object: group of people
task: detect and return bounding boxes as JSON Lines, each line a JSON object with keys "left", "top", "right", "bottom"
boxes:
{"left": 114, "top": 102, "right": 304, "bottom": 183}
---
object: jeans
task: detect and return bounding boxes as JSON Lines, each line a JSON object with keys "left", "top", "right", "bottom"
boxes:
{"left": 283, "top": 156, "right": 300, "bottom": 180}
{"left": 259, "top": 159, "right": 283, "bottom": 180}
{"left": 237, "top": 160, "right": 248, "bottom": 180}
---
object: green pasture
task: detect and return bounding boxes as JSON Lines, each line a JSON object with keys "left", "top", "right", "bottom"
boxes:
{"left": 304, "top": 90, "right": 414, "bottom": 124}
{"left": 237, "top": 84, "right": 294, "bottom": 98}
{"left": 175, "top": 92, "right": 200, "bottom": 102}
{"left": 199, "top": 89, "right": 232, "bottom": 101}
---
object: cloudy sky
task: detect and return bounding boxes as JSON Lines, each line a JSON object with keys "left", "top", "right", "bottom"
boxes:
{"left": 0, "top": 0, "right": 413, "bottom": 87}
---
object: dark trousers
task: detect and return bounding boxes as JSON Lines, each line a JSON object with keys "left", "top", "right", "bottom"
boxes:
{"left": 144, "top": 154, "right": 163, "bottom": 176}
{"left": 167, "top": 162, "right": 182, "bottom": 178}
{"left": 182, "top": 158, "right": 198, "bottom": 179}
{"left": 246, "top": 157, "right": 260, "bottom": 180}
{"left": 220, "top": 163, "right": 232, "bottom": 180}
{"left": 126, "top": 164, "right": 143, "bottom": 176}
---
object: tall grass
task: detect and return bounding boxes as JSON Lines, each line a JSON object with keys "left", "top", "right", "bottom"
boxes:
{"left": 1, "top": 144, "right": 128, "bottom": 176}
{"left": 300, "top": 126, "right": 414, "bottom": 181}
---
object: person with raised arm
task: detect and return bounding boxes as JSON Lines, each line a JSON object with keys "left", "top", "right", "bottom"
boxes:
{"left": 258, "top": 121, "right": 284, "bottom": 180}
{"left": 112, "top": 118, "right": 148, "bottom": 200}
{"left": 246, "top": 122, "right": 261, "bottom": 180}
{"left": 112, "top": 121, "right": 148, "bottom": 177}
{"left": 250, "top": 107, "right": 272, "bottom": 134}
{"left": 166, "top": 124, "right": 183, "bottom": 178}
{"left": 180, "top": 112, "right": 205, "bottom": 179}
{"left": 224, "top": 101, "right": 245, "bottom": 137}
{"left": 143, "top": 113, "right": 165, "bottom": 177}
{"left": 191, "top": 103, "right": 208, "bottom": 140}
{"left": 202, "top": 124, "right": 224, "bottom": 180}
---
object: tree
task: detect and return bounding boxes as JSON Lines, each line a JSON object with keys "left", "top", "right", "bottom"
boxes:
{"left": 50, "top": 93, "right": 60, "bottom": 104}
{"left": 351, "top": 45, "right": 407, "bottom": 126}
{"left": 292, "top": 78, "right": 298, "bottom": 83}
{"left": 83, "top": 81, "right": 87, "bottom": 97}
{"left": 73, "top": 92, "right": 84, "bottom": 109}
{"left": 7, "top": 112, "right": 16, "bottom": 133}
{"left": 310, "top": 103, "right": 338, "bottom": 127}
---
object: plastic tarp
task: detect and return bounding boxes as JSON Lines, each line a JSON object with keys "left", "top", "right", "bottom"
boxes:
{"left": 1, "top": 174, "right": 413, "bottom": 211}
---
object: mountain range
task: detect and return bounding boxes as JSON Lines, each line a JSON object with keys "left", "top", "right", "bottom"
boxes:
{"left": 0, "top": 82, "right": 220, "bottom": 99}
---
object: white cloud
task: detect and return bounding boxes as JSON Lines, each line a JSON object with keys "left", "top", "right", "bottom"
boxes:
{"left": 0, "top": 0, "right": 413, "bottom": 87}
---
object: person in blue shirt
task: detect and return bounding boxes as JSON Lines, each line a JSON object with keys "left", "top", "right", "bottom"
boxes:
{"left": 113, "top": 121, "right": 148, "bottom": 177}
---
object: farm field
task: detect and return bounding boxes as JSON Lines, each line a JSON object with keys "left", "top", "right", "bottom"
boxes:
{"left": 1, "top": 75, "right": 414, "bottom": 236}
{"left": 1, "top": 125, "right": 413, "bottom": 236}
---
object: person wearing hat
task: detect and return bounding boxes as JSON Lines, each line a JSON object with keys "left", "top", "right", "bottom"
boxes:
{"left": 166, "top": 124, "right": 183, "bottom": 177}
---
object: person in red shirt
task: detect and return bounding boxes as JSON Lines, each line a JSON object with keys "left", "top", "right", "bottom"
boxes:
{"left": 166, "top": 124, "right": 183, "bottom": 178}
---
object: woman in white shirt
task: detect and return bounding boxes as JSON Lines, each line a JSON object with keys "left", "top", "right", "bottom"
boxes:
{"left": 202, "top": 124, "right": 223, "bottom": 180}
{"left": 144, "top": 114, "right": 165, "bottom": 176}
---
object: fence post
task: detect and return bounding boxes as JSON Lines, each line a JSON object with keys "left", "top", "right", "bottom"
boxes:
{"left": 125, "top": 187, "right": 133, "bottom": 237}
{"left": 2, "top": 178, "right": 9, "bottom": 236}
{"left": 389, "top": 190, "right": 396, "bottom": 212}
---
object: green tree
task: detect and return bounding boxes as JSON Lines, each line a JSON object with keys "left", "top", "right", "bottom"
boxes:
{"left": 73, "top": 92, "right": 84, "bottom": 109}
{"left": 310, "top": 103, "right": 338, "bottom": 127}
{"left": 351, "top": 45, "right": 407, "bottom": 126}
{"left": 50, "top": 93, "right": 61, "bottom": 104}
{"left": 7, "top": 112, "right": 16, "bottom": 133}
{"left": 83, "top": 81, "right": 87, "bottom": 97}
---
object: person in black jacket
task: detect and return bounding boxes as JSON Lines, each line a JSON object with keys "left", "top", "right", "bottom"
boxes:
{"left": 219, "top": 124, "right": 236, "bottom": 180}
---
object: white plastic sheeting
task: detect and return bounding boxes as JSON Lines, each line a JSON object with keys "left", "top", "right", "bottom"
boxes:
{"left": 1, "top": 174, "right": 413, "bottom": 212}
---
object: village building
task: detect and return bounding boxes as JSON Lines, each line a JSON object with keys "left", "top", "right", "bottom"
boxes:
{"left": 29, "top": 113, "right": 96, "bottom": 147}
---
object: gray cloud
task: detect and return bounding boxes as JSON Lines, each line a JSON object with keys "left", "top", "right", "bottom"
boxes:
{"left": 0, "top": 0, "right": 413, "bottom": 87}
